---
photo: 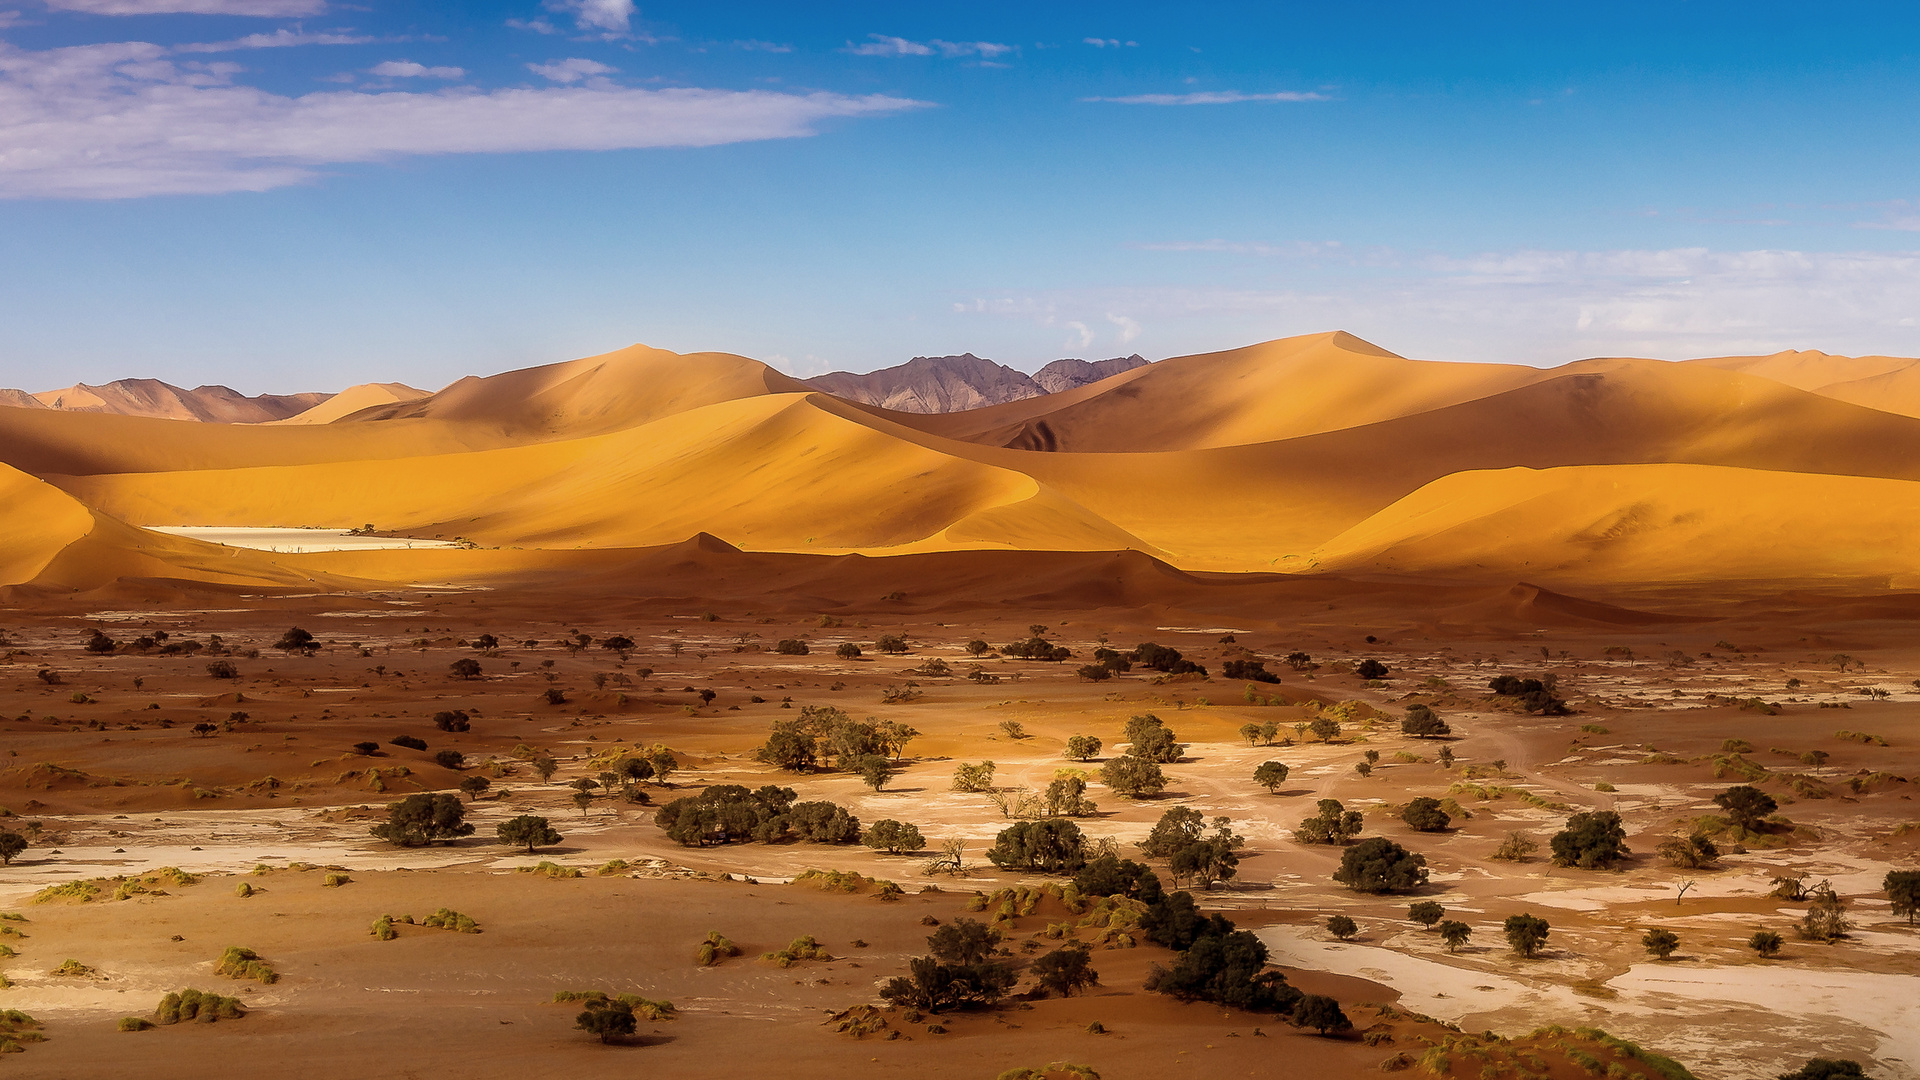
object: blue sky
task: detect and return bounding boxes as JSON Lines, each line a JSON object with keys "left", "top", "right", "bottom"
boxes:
{"left": 1, "top": 1, "right": 1918, "bottom": 393}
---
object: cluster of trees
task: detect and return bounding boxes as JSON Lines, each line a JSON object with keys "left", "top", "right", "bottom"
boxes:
{"left": 753, "top": 706, "right": 919, "bottom": 784}
{"left": 986, "top": 819, "right": 1089, "bottom": 873}
{"left": 1487, "top": 675, "right": 1569, "bottom": 715}
{"left": 652, "top": 785, "right": 861, "bottom": 847}
{"left": 1093, "top": 714, "right": 1184, "bottom": 798}
{"left": 1064, "top": 859, "right": 1347, "bottom": 1033}
{"left": 1064, "top": 735, "right": 1102, "bottom": 761}
{"left": 1222, "top": 659, "right": 1280, "bottom": 684}
{"left": 879, "top": 919, "right": 1019, "bottom": 1012}
{"left": 1354, "top": 658, "right": 1389, "bottom": 680}
{"left": 1237, "top": 720, "right": 1286, "bottom": 746}
{"left": 1129, "top": 642, "right": 1206, "bottom": 677}
{"left": 1401, "top": 796, "right": 1451, "bottom": 832}
{"left": 1139, "top": 807, "right": 1245, "bottom": 889}
{"left": 1004, "top": 625, "right": 1073, "bottom": 662}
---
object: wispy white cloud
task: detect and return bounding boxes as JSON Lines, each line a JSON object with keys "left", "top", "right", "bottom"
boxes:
{"left": 175, "top": 29, "right": 373, "bottom": 53}
{"left": 1082, "top": 38, "right": 1137, "bottom": 48}
{"left": 0, "top": 39, "right": 929, "bottom": 199}
{"left": 1105, "top": 312, "right": 1141, "bottom": 344}
{"left": 1854, "top": 200, "right": 1920, "bottom": 232}
{"left": 845, "top": 34, "right": 1013, "bottom": 59}
{"left": 734, "top": 39, "right": 792, "bottom": 53}
{"left": 1063, "top": 320, "right": 1092, "bottom": 349}
{"left": 543, "top": 0, "right": 632, "bottom": 36}
{"left": 45, "top": 0, "right": 323, "bottom": 13}
{"left": 369, "top": 60, "right": 463, "bottom": 80}
{"left": 960, "top": 246, "right": 1920, "bottom": 362}
{"left": 526, "top": 57, "right": 612, "bottom": 84}
{"left": 1083, "top": 90, "right": 1330, "bottom": 105}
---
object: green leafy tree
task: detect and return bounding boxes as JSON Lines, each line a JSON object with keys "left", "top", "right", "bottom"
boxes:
{"left": 497, "top": 815, "right": 562, "bottom": 853}
{"left": 756, "top": 719, "right": 819, "bottom": 772}
{"left": 1401, "top": 796, "right": 1451, "bottom": 832}
{"left": 986, "top": 819, "right": 1087, "bottom": 873}
{"left": 575, "top": 999, "right": 636, "bottom": 1044}
{"left": 0, "top": 830, "right": 26, "bottom": 865}
{"left": 1030, "top": 942, "right": 1098, "bottom": 997}
{"left": 1354, "top": 659, "right": 1389, "bottom": 680}
{"left": 1099, "top": 755, "right": 1166, "bottom": 798}
{"left": 1308, "top": 715, "right": 1342, "bottom": 742}
{"left": 787, "top": 801, "right": 861, "bottom": 843}
{"left": 458, "top": 775, "right": 491, "bottom": 801}
{"left": 1643, "top": 927, "right": 1680, "bottom": 959}
{"left": 863, "top": 819, "right": 924, "bottom": 855}
{"left": 880, "top": 919, "right": 1017, "bottom": 1013}
{"left": 1292, "top": 994, "right": 1352, "bottom": 1035}
{"left": 836, "top": 642, "right": 862, "bottom": 659}
{"left": 1504, "top": 913, "right": 1550, "bottom": 958}
{"left": 1439, "top": 920, "right": 1471, "bottom": 953}
{"left": 1144, "top": 926, "right": 1301, "bottom": 1013}
{"left": 1326, "top": 915, "right": 1357, "bottom": 940}
{"left": 1886, "top": 869, "right": 1920, "bottom": 924}
{"left": 600, "top": 635, "right": 634, "bottom": 658}
{"left": 1124, "top": 714, "right": 1185, "bottom": 763}
{"left": 1401, "top": 704, "right": 1451, "bottom": 738}
{"left": 1042, "top": 773, "right": 1097, "bottom": 817}
{"left": 1140, "top": 807, "right": 1207, "bottom": 860}
{"left": 371, "top": 793, "right": 474, "bottom": 847}
{"left": 857, "top": 754, "right": 894, "bottom": 792}
{"left": 1657, "top": 833, "right": 1719, "bottom": 869}
{"left": 448, "top": 657, "right": 481, "bottom": 680}
{"left": 1253, "top": 760, "right": 1290, "bottom": 793}
{"left": 532, "top": 757, "right": 558, "bottom": 783}
{"left": 1065, "top": 735, "right": 1102, "bottom": 761}
{"left": 1714, "top": 785, "right": 1778, "bottom": 832}
{"left": 1748, "top": 930, "right": 1783, "bottom": 958}
{"left": 1550, "top": 810, "right": 1629, "bottom": 869}
{"left": 1295, "top": 799, "right": 1364, "bottom": 845}
{"left": 1408, "top": 901, "right": 1445, "bottom": 929}
{"left": 1334, "top": 837, "right": 1428, "bottom": 893}
{"left": 274, "top": 627, "right": 317, "bottom": 655}
{"left": 952, "top": 760, "right": 996, "bottom": 792}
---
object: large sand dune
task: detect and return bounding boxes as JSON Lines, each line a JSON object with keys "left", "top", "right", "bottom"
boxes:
{"left": 7, "top": 331, "right": 1920, "bottom": 596}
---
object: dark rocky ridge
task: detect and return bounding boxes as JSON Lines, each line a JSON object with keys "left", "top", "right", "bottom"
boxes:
{"left": 803, "top": 353, "right": 1147, "bottom": 413}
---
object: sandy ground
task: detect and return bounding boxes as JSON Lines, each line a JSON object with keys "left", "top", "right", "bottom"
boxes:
{"left": 148, "top": 528, "right": 461, "bottom": 553}
{"left": 0, "top": 593, "right": 1916, "bottom": 1079}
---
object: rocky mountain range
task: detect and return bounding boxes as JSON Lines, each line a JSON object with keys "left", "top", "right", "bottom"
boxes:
{"left": 802, "top": 353, "right": 1149, "bottom": 413}
{"left": 0, "top": 379, "right": 328, "bottom": 423}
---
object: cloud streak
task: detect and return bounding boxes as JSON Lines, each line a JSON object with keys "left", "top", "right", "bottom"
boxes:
{"left": 961, "top": 246, "right": 1920, "bottom": 362}
{"left": 1083, "top": 90, "right": 1330, "bottom": 105}
{"left": 845, "top": 34, "right": 1014, "bottom": 58}
{"left": 369, "top": 60, "right": 464, "bottom": 80}
{"left": 175, "top": 29, "right": 373, "bottom": 53}
{"left": 45, "top": 0, "right": 324, "bottom": 13}
{"left": 0, "top": 39, "right": 929, "bottom": 199}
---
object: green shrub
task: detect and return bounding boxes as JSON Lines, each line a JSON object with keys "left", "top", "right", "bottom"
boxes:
{"left": 762, "top": 935, "right": 831, "bottom": 967}
{"left": 52, "top": 959, "right": 95, "bottom": 977}
{"left": 421, "top": 908, "right": 480, "bottom": 933}
{"left": 552, "top": 990, "right": 676, "bottom": 1021}
{"left": 233, "top": 882, "right": 253, "bottom": 898}
{"left": 517, "top": 861, "right": 581, "bottom": 879}
{"left": 695, "top": 931, "right": 740, "bottom": 966}
{"left": 213, "top": 946, "right": 278, "bottom": 984}
{"left": 117, "top": 1016, "right": 154, "bottom": 1032}
{"left": 322, "top": 873, "right": 351, "bottom": 888}
{"left": 371, "top": 915, "right": 397, "bottom": 941}
{"left": 155, "top": 989, "right": 245, "bottom": 1025}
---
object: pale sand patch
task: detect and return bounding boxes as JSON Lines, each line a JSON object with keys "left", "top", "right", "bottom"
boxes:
{"left": 150, "top": 526, "right": 460, "bottom": 552}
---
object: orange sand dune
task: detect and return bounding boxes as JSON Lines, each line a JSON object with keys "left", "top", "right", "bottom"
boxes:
{"left": 270, "top": 381, "right": 429, "bottom": 425}
{"left": 55, "top": 393, "right": 1162, "bottom": 558}
{"left": 879, "top": 331, "right": 1544, "bottom": 451}
{"left": 1689, "top": 347, "right": 1920, "bottom": 419}
{"left": 1310, "top": 463, "right": 1920, "bottom": 585}
{"left": 339, "top": 342, "right": 808, "bottom": 436}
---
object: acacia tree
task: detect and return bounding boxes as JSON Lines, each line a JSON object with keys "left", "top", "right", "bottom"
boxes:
{"left": 1439, "top": 920, "right": 1472, "bottom": 953}
{"left": 1401, "top": 797, "right": 1451, "bottom": 832}
{"left": 1253, "top": 760, "right": 1290, "bottom": 793}
{"left": 1642, "top": 927, "right": 1680, "bottom": 960}
{"left": 1334, "top": 837, "right": 1428, "bottom": 893}
{"left": 371, "top": 793, "right": 474, "bottom": 847}
{"left": 497, "top": 815, "right": 562, "bottom": 853}
{"left": 863, "top": 819, "right": 924, "bottom": 855}
{"left": 1713, "top": 785, "right": 1778, "bottom": 832}
{"left": 1099, "top": 755, "right": 1167, "bottom": 798}
{"left": 575, "top": 999, "right": 635, "bottom": 1044}
{"left": 1551, "top": 810, "right": 1629, "bottom": 869}
{"left": 1293, "top": 994, "right": 1352, "bottom": 1036}
{"left": 1504, "top": 913, "right": 1550, "bottom": 958}
{"left": 1295, "top": 799, "right": 1363, "bottom": 845}
{"left": 1887, "top": 870, "right": 1920, "bottom": 924}
{"left": 1408, "top": 901, "right": 1446, "bottom": 929}
{"left": 1030, "top": 942, "right": 1098, "bottom": 997}
{"left": 0, "top": 830, "right": 27, "bottom": 865}
{"left": 1401, "top": 704, "right": 1451, "bottom": 738}
{"left": 1065, "top": 735, "right": 1103, "bottom": 761}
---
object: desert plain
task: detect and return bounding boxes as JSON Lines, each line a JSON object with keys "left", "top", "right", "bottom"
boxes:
{"left": 1, "top": 333, "right": 1917, "bottom": 1080}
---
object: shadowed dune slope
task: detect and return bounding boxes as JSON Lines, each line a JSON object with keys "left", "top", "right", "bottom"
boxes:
{"left": 1310, "top": 463, "right": 1920, "bottom": 585}
{"left": 0, "top": 463, "right": 96, "bottom": 586}
{"left": 53, "top": 394, "right": 1162, "bottom": 558}
{"left": 1689, "top": 348, "right": 1920, "bottom": 419}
